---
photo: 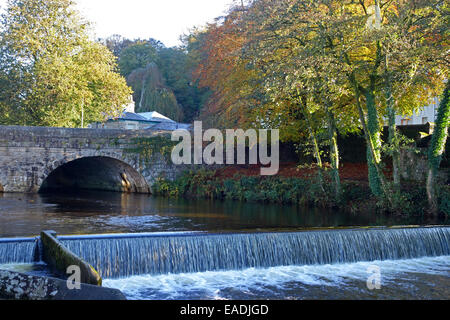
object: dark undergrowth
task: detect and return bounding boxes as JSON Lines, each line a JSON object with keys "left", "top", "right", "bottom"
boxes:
{"left": 153, "top": 169, "right": 450, "bottom": 217}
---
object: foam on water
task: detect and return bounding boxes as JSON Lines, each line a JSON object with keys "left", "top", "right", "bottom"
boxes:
{"left": 103, "top": 256, "right": 450, "bottom": 300}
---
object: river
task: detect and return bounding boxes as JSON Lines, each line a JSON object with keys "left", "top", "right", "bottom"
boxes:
{"left": 0, "top": 191, "right": 449, "bottom": 300}
{"left": 0, "top": 191, "right": 447, "bottom": 238}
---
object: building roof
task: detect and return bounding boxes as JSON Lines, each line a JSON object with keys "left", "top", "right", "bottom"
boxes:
{"left": 111, "top": 111, "right": 176, "bottom": 124}
{"left": 98, "top": 111, "right": 190, "bottom": 131}
{"left": 119, "top": 112, "right": 149, "bottom": 122}
{"left": 137, "top": 112, "right": 176, "bottom": 123}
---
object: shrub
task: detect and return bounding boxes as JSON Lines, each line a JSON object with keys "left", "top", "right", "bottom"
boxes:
{"left": 439, "top": 186, "right": 450, "bottom": 216}
{"left": 152, "top": 169, "right": 439, "bottom": 217}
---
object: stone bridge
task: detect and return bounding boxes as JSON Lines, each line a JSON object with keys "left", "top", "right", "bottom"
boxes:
{"left": 0, "top": 125, "right": 188, "bottom": 193}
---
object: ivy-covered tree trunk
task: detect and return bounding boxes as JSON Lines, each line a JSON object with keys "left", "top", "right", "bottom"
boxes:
{"left": 385, "top": 68, "right": 401, "bottom": 189}
{"left": 325, "top": 104, "right": 342, "bottom": 201}
{"left": 351, "top": 75, "right": 393, "bottom": 207}
{"left": 427, "top": 82, "right": 450, "bottom": 216}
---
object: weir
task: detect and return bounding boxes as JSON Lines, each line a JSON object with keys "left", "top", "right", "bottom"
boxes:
{"left": 0, "top": 238, "right": 36, "bottom": 264}
{"left": 1, "top": 227, "right": 449, "bottom": 279}
{"left": 62, "top": 227, "right": 450, "bottom": 279}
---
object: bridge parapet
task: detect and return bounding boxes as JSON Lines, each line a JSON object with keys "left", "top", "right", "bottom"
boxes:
{"left": 0, "top": 125, "right": 168, "bottom": 147}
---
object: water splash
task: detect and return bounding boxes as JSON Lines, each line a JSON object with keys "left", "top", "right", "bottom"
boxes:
{"left": 103, "top": 255, "right": 450, "bottom": 300}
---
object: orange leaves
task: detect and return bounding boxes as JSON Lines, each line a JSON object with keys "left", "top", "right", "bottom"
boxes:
{"left": 190, "top": 10, "right": 258, "bottom": 127}
{"left": 193, "top": 20, "right": 244, "bottom": 91}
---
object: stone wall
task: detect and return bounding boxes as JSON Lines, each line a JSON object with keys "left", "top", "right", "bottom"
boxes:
{"left": 0, "top": 270, "right": 126, "bottom": 300}
{"left": 0, "top": 125, "right": 188, "bottom": 193}
{"left": 399, "top": 148, "right": 449, "bottom": 183}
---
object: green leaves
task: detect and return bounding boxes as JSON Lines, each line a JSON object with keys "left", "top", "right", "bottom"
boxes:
{"left": 126, "top": 62, "right": 184, "bottom": 121}
{"left": 0, "top": 0, "right": 132, "bottom": 128}
{"left": 104, "top": 37, "right": 206, "bottom": 123}
{"left": 182, "top": 0, "right": 447, "bottom": 210}
{"left": 118, "top": 42, "right": 158, "bottom": 78}
{"left": 429, "top": 81, "right": 450, "bottom": 171}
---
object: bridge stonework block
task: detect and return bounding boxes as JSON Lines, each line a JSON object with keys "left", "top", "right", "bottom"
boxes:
{"left": 0, "top": 125, "right": 187, "bottom": 193}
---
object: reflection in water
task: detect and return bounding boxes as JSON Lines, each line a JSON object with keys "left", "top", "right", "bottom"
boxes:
{"left": 0, "top": 191, "right": 447, "bottom": 238}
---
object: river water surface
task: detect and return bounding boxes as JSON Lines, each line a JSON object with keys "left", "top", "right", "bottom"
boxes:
{"left": 0, "top": 191, "right": 449, "bottom": 300}
{"left": 0, "top": 191, "right": 447, "bottom": 237}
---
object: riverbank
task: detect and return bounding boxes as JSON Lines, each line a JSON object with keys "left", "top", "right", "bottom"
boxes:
{"left": 153, "top": 165, "right": 450, "bottom": 217}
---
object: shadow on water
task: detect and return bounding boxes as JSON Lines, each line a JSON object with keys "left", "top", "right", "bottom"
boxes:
{"left": 0, "top": 190, "right": 447, "bottom": 238}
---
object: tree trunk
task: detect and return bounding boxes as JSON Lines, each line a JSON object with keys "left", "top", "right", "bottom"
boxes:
{"left": 351, "top": 76, "right": 393, "bottom": 207}
{"left": 325, "top": 103, "right": 342, "bottom": 201}
{"left": 387, "top": 105, "right": 401, "bottom": 188}
{"left": 427, "top": 167, "right": 437, "bottom": 215}
{"left": 385, "top": 69, "right": 401, "bottom": 189}
{"left": 139, "top": 73, "right": 147, "bottom": 112}
{"left": 365, "top": 88, "right": 384, "bottom": 198}
{"left": 306, "top": 117, "right": 325, "bottom": 193}
{"left": 301, "top": 100, "right": 325, "bottom": 193}
{"left": 427, "top": 81, "right": 450, "bottom": 216}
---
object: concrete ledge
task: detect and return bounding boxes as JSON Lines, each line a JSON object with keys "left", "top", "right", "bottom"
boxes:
{"left": 0, "top": 270, "right": 126, "bottom": 300}
{"left": 40, "top": 231, "right": 102, "bottom": 286}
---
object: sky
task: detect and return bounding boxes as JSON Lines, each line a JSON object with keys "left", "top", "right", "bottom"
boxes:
{"left": 76, "top": 0, "right": 234, "bottom": 47}
{"left": 0, "top": 0, "right": 235, "bottom": 47}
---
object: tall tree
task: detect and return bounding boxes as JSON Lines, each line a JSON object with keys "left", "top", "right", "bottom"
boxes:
{"left": 185, "top": 0, "right": 448, "bottom": 211}
{"left": 300, "top": 0, "right": 446, "bottom": 205}
{"left": 157, "top": 47, "right": 208, "bottom": 122}
{"left": 240, "top": 0, "right": 360, "bottom": 201}
{"left": 118, "top": 42, "right": 158, "bottom": 78}
{"left": 103, "top": 34, "right": 133, "bottom": 57}
{"left": 0, "top": 0, "right": 131, "bottom": 128}
{"left": 127, "top": 63, "right": 184, "bottom": 121}
{"left": 427, "top": 82, "right": 449, "bottom": 216}
{"left": 189, "top": 9, "right": 263, "bottom": 129}
{"left": 377, "top": 0, "right": 448, "bottom": 190}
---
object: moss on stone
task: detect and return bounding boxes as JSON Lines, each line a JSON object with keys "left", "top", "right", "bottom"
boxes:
{"left": 124, "top": 136, "right": 176, "bottom": 164}
{"left": 40, "top": 231, "right": 102, "bottom": 286}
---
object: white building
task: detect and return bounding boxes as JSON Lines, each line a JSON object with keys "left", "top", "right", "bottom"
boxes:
{"left": 396, "top": 97, "right": 440, "bottom": 126}
{"left": 88, "top": 95, "right": 192, "bottom": 131}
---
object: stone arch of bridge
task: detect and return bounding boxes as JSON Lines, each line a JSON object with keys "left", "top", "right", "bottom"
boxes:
{"left": 39, "top": 155, "right": 150, "bottom": 194}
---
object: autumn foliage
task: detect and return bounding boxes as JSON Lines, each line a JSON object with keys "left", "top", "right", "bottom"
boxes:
{"left": 187, "top": 0, "right": 449, "bottom": 214}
